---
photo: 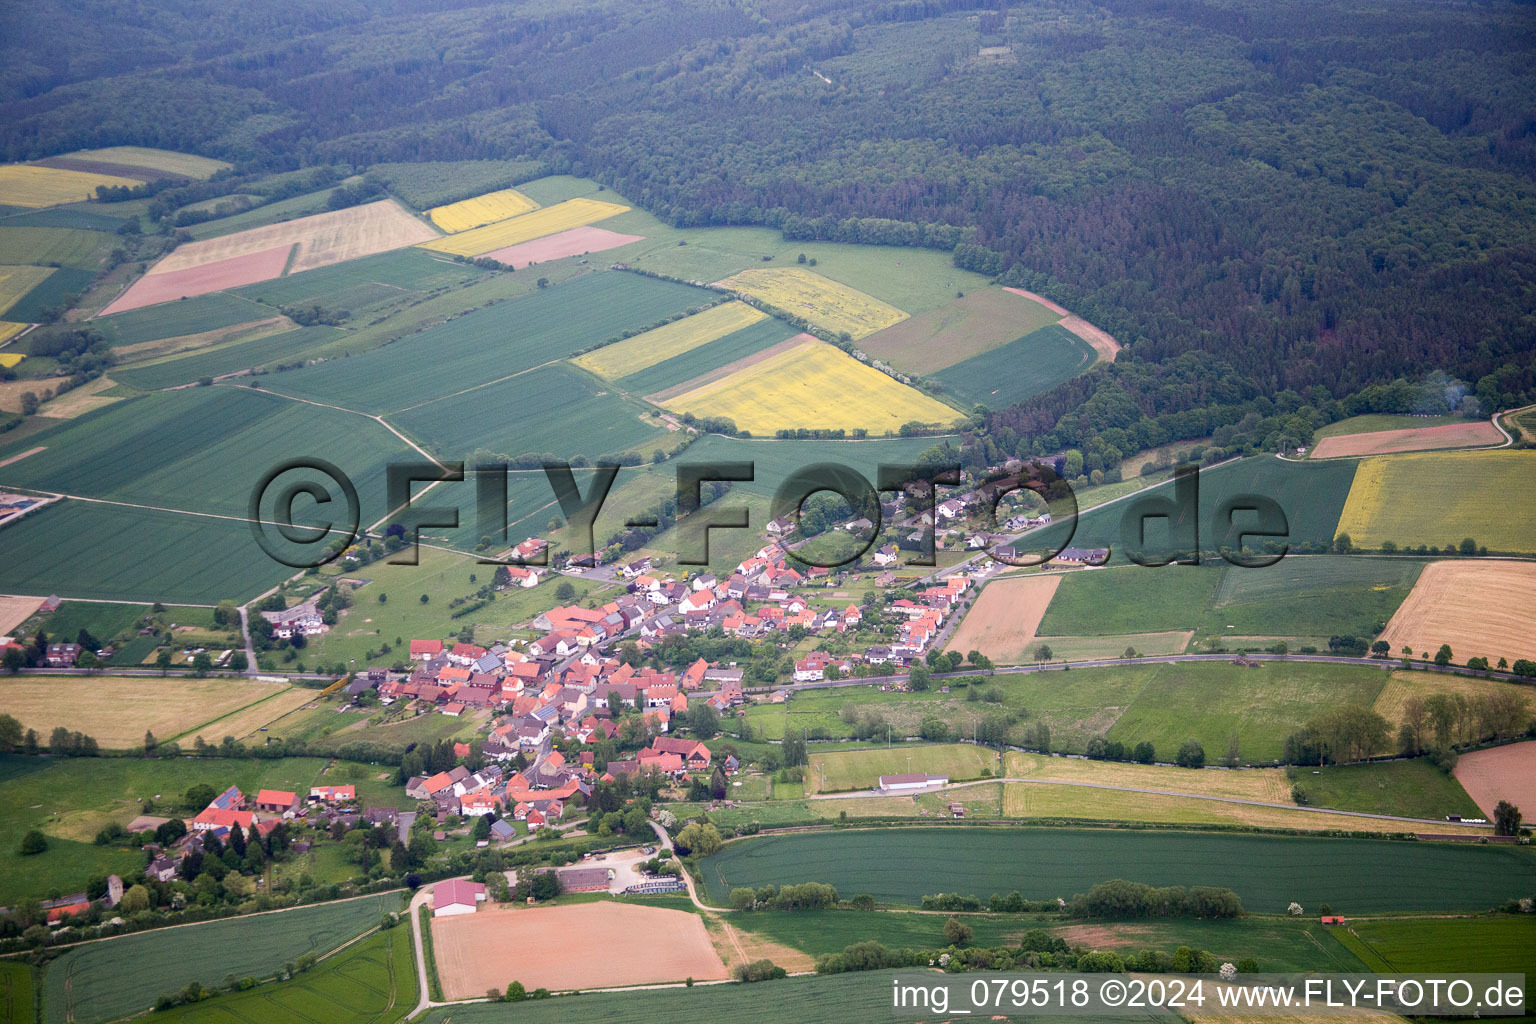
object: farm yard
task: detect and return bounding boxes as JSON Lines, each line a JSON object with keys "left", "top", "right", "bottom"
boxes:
{"left": 1376, "top": 559, "right": 1536, "bottom": 666}
{"left": 0, "top": 676, "right": 298, "bottom": 749}
{"left": 701, "top": 828, "right": 1536, "bottom": 912}
{"left": 427, "top": 187, "right": 538, "bottom": 232}
{"left": 421, "top": 197, "right": 630, "bottom": 256}
{"left": 1334, "top": 450, "right": 1536, "bottom": 552}
{"left": 659, "top": 337, "right": 959, "bottom": 434}
{"left": 1310, "top": 420, "right": 1504, "bottom": 458}
{"left": 712, "top": 266, "right": 908, "bottom": 339}
{"left": 1453, "top": 741, "right": 1536, "bottom": 820}
{"left": 431, "top": 901, "right": 727, "bottom": 998}
{"left": 41, "top": 893, "right": 401, "bottom": 1024}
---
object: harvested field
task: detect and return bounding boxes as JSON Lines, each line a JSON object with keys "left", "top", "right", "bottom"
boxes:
{"left": 99, "top": 244, "right": 294, "bottom": 314}
{"left": 1022, "top": 630, "right": 1192, "bottom": 660}
{"left": 1059, "top": 314, "right": 1120, "bottom": 361}
{"left": 483, "top": 225, "right": 643, "bottom": 268}
{"left": 0, "top": 164, "right": 140, "bottom": 207}
{"left": 1005, "top": 752, "right": 1294, "bottom": 802}
{"left": 420, "top": 198, "right": 630, "bottom": 256}
{"left": 0, "top": 265, "right": 56, "bottom": 316}
{"left": 0, "top": 595, "right": 43, "bottom": 634}
{"left": 857, "top": 287, "right": 1063, "bottom": 372}
{"left": 430, "top": 901, "right": 726, "bottom": 997}
{"left": 426, "top": 187, "right": 539, "bottom": 232}
{"left": 1377, "top": 560, "right": 1536, "bottom": 665}
{"left": 53, "top": 146, "right": 230, "bottom": 179}
{"left": 574, "top": 300, "right": 765, "bottom": 379}
{"left": 1334, "top": 450, "right": 1536, "bottom": 553}
{"left": 711, "top": 915, "right": 816, "bottom": 973}
{"left": 658, "top": 336, "right": 957, "bottom": 434}
{"left": 944, "top": 574, "right": 1060, "bottom": 662}
{"left": 1454, "top": 741, "right": 1536, "bottom": 819}
{"left": 150, "top": 199, "right": 437, "bottom": 276}
{"left": 807, "top": 744, "right": 998, "bottom": 794}
{"left": 713, "top": 266, "right": 907, "bottom": 339}
{"left": 36, "top": 376, "right": 121, "bottom": 418}
{"left": 0, "top": 676, "right": 292, "bottom": 749}
{"left": 0, "top": 375, "right": 71, "bottom": 413}
{"left": 1311, "top": 421, "right": 1504, "bottom": 458}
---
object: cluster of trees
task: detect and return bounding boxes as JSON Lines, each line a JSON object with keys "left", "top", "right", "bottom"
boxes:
{"left": 815, "top": 935, "right": 1254, "bottom": 976}
{"left": 0, "top": 715, "right": 99, "bottom": 757}
{"left": 1068, "top": 880, "right": 1245, "bottom": 920}
{"left": 1085, "top": 737, "right": 1156, "bottom": 765}
{"left": 728, "top": 882, "right": 838, "bottom": 911}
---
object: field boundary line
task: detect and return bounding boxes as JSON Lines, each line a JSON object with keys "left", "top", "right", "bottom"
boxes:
{"left": 162, "top": 683, "right": 298, "bottom": 745}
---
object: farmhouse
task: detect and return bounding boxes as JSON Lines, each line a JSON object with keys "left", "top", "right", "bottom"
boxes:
{"left": 255, "top": 789, "right": 299, "bottom": 816}
{"left": 557, "top": 866, "right": 612, "bottom": 893}
{"left": 433, "top": 878, "right": 487, "bottom": 917}
{"left": 309, "top": 785, "right": 356, "bottom": 804}
{"left": 878, "top": 773, "right": 948, "bottom": 792}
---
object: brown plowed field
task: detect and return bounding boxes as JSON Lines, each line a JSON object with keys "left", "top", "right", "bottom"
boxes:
{"left": 484, "top": 225, "right": 644, "bottom": 268}
{"left": 430, "top": 901, "right": 727, "bottom": 998}
{"left": 1453, "top": 740, "right": 1536, "bottom": 819}
{"left": 944, "top": 574, "right": 1061, "bottom": 662}
{"left": 1311, "top": 421, "right": 1504, "bottom": 458}
{"left": 1377, "top": 560, "right": 1536, "bottom": 666}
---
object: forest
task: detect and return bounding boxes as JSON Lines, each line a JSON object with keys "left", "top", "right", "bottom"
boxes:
{"left": 2, "top": 0, "right": 1533, "bottom": 463}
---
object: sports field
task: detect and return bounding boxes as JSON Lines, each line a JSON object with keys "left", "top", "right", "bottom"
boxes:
{"left": 574, "top": 300, "right": 766, "bottom": 379}
{"left": 934, "top": 323, "right": 1098, "bottom": 408}
{"left": 699, "top": 827, "right": 1536, "bottom": 912}
{"left": 0, "top": 265, "right": 55, "bottom": 317}
{"left": 806, "top": 743, "right": 998, "bottom": 794}
{"left": 944, "top": 574, "right": 1060, "bottom": 662}
{"left": 1453, "top": 741, "right": 1536, "bottom": 820}
{"left": 659, "top": 337, "right": 958, "bottom": 434}
{"left": 712, "top": 266, "right": 908, "bottom": 339}
{"left": 1296, "top": 759, "right": 1483, "bottom": 821}
{"left": 426, "top": 186, "right": 539, "bottom": 232}
{"left": 420, "top": 197, "right": 630, "bottom": 256}
{"left": 858, "top": 287, "right": 1064, "bottom": 372}
{"left": 261, "top": 271, "right": 707, "bottom": 413}
{"left": 42, "top": 893, "right": 400, "bottom": 1024}
{"left": 1311, "top": 420, "right": 1503, "bottom": 458}
{"left": 0, "top": 676, "right": 294, "bottom": 749}
{"left": 1334, "top": 450, "right": 1536, "bottom": 552}
{"left": 432, "top": 902, "right": 726, "bottom": 997}
{"left": 0, "top": 164, "right": 139, "bottom": 207}
{"left": 1377, "top": 559, "right": 1536, "bottom": 665}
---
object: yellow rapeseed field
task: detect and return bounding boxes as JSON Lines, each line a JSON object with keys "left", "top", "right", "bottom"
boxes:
{"left": 0, "top": 346, "right": 25, "bottom": 366}
{"left": 573, "top": 301, "right": 766, "bottom": 379}
{"left": 660, "top": 337, "right": 960, "bottom": 434}
{"left": 426, "top": 187, "right": 540, "bottom": 233}
{"left": 713, "top": 266, "right": 908, "bottom": 340}
{"left": 1335, "top": 449, "right": 1536, "bottom": 552}
{"left": 0, "top": 164, "right": 141, "bottom": 207}
{"left": 419, "top": 198, "right": 630, "bottom": 256}
{"left": 0, "top": 265, "right": 53, "bottom": 316}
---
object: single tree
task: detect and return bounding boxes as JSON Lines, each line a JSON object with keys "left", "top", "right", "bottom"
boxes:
{"left": 1493, "top": 800, "right": 1522, "bottom": 837}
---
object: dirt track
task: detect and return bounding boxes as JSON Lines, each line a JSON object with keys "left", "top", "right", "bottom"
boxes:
{"left": 1378, "top": 559, "right": 1536, "bottom": 665}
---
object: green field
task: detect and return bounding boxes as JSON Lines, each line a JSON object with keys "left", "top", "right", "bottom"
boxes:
{"left": 0, "top": 386, "right": 403, "bottom": 520}
{"left": 1290, "top": 759, "right": 1482, "bottom": 820}
{"left": 0, "top": 227, "right": 113, "bottom": 269}
{"left": 617, "top": 315, "right": 800, "bottom": 396}
{"left": 1106, "top": 660, "right": 1391, "bottom": 763}
{"left": 0, "top": 754, "right": 406, "bottom": 905}
{"left": 807, "top": 744, "right": 999, "bottom": 794}
{"left": 261, "top": 271, "right": 710, "bottom": 414}
{"left": 933, "top": 323, "right": 1098, "bottom": 409}
{"left": 1313, "top": 413, "right": 1467, "bottom": 439}
{"left": 1335, "top": 916, "right": 1536, "bottom": 994}
{"left": 111, "top": 325, "right": 347, "bottom": 389}
{"left": 368, "top": 159, "right": 544, "bottom": 208}
{"left": 86, "top": 293, "right": 276, "bottom": 348}
{"left": 40, "top": 600, "right": 152, "bottom": 644}
{"left": 1035, "top": 557, "right": 1424, "bottom": 641}
{"left": 700, "top": 828, "right": 1536, "bottom": 912}
{"left": 393, "top": 362, "right": 665, "bottom": 461}
{"left": 1, "top": 207, "right": 127, "bottom": 232}
{"left": 234, "top": 247, "right": 489, "bottom": 320}
{"left": 0, "top": 500, "right": 290, "bottom": 603}
{"left": 732, "top": 910, "right": 1367, "bottom": 972}
{"left": 420, "top": 973, "right": 1177, "bottom": 1024}
{"left": 0, "top": 962, "right": 34, "bottom": 1024}
{"left": 42, "top": 894, "right": 401, "bottom": 1024}
{"left": 128, "top": 918, "right": 415, "bottom": 1024}
{"left": 1026, "top": 456, "right": 1360, "bottom": 562}
{"left": 5, "top": 266, "right": 94, "bottom": 322}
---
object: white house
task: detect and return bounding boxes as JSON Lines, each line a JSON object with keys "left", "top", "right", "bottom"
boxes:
{"left": 878, "top": 773, "right": 947, "bottom": 792}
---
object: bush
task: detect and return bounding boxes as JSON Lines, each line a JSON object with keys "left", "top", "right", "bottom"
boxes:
{"left": 18, "top": 829, "right": 47, "bottom": 855}
{"left": 732, "top": 959, "right": 788, "bottom": 982}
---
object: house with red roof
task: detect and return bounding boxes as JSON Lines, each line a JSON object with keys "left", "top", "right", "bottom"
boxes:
{"left": 255, "top": 790, "right": 299, "bottom": 816}
{"left": 410, "top": 639, "right": 444, "bottom": 659}
{"left": 433, "top": 878, "right": 487, "bottom": 917}
{"left": 309, "top": 785, "right": 356, "bottom": 804}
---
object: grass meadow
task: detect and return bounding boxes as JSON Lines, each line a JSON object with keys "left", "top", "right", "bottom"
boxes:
{"left": 1288, "top": 759, "right": 1482, "bottom": 820}
{"left": 0, "top": 962, "right": 33, "bottom": 1024}
{"left": 806, "top": 743, "right": 1001, "bottom": 794}
{"left": 700, "top": 827, "right": 1536, "bottom": 913}
{"left": 1335, "top": 915, "right": 1536, "bottom": 997}
{"left": 933, "top": 323, "right": 1097, "bottom": 409}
